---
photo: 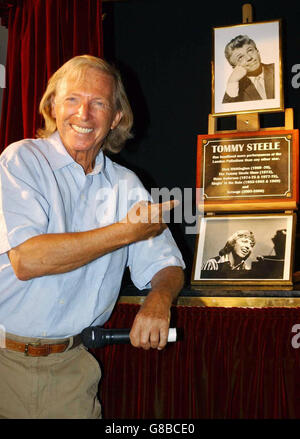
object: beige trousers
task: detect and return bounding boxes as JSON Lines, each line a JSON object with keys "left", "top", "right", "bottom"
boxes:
{"left": 0, "top": 334, "right": 102, "bottom": 419}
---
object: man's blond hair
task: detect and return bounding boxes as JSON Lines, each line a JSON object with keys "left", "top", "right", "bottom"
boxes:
{"left": 37, "top": 55, "right": 133, "bottom": 153}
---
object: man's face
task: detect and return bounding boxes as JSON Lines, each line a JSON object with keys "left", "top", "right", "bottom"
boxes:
{"left": 229, "top": 43, "right": 261, "bottom": 74}
{"left": 51, "top": 68, "right": 122, "bottom": 159}
{"left": 233, "top": 236, "right": 253, "bottom": 259}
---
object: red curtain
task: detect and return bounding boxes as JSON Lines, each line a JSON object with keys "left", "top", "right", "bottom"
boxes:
{"left": 94, "top": 303, "right": 300, "bottom": 419}
{"left": 0, "top": 0, "right": 103, "bottom": 152}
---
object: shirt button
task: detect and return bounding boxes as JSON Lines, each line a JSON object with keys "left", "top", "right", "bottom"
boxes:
{"left": 59, "top": 300, "right": 64, "bottom": 305}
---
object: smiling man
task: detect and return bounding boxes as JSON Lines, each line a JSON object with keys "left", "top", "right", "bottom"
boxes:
{"left": 202, "top": 230, "right": 256, "bottom": 271}
{"left": 0, "top": 55, "right": 185, "bottom": 419}
{"left": 50, "top": 67, "right": 122, "bottom": 173}
{"left": 222, "top": 35, "right": 275, "bottom": 103}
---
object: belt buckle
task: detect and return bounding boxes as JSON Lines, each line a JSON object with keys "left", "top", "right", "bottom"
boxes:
{"left": 24, "top": 342, "right": 42, "bottom": 356}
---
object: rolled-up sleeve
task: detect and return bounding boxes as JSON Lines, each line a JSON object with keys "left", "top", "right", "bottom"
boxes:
{"left": 127, "top": 228, "right": 185, "bottom": 290}
{"left": 119, "top": 169, "right": 185, "bottom": 290}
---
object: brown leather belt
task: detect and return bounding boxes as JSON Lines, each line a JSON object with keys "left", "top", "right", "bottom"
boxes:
{"left": 5, "top": 335, "right": 82, "bottom": 357}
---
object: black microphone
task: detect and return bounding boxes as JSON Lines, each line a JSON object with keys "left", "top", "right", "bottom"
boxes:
{"left": 80, "top": 326, "right": 181, "bottom": 348}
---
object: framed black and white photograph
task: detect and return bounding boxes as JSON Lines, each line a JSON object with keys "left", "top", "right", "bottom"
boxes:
{"left": 192, "top": 213, "right": 296, "bottom": 286}
{"left": 212, "top": 20, "right": 283, "bottom": 115}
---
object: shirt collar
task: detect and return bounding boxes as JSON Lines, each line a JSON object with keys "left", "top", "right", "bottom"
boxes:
{"left": 249, "top": 69, "right": 265, "bottom": 83}
{"left": 88, "top": 151, "right": 105, "bottom": 175}
{"left": 45, "top": 131, "right": 105, "bottom": 175}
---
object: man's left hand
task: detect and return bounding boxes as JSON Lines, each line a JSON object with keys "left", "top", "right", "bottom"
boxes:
{"left": 129, "top": 266, "right": 184, "bottom": 350}
{"left": 129, "top": 294, "right": 170, "bottom": 350}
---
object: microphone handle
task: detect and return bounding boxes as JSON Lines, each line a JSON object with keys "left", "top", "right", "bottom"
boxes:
{"left": 106, "top": 328, "right": 132, "bottom": 344}
{"left": 82, "top": 327, "right": 179, "bottom": 348}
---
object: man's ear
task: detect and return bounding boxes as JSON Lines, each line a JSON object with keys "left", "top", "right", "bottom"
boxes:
{"left": 111, "top": 111, "right": 123, "bottom": 130}
{"left": 50, "top": 95, "right": 56, "bottom": 119}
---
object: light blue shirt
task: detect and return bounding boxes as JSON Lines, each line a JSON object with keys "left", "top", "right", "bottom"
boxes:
{"left": 0, "top": 132, "right": 185, "bottom": 338}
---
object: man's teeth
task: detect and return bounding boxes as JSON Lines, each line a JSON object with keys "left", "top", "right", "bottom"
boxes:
{"left": 72, "top": 124, "right": 93, "bottom": 134}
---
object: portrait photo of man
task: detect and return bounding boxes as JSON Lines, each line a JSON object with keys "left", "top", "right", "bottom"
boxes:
{"left": 212, "top": 20, "right": 283, "bottom": 115}
{"left": 202, "top": 230, "right": 256, "bottom": 273}
{"left": 192, "top": 214, "right": 294, "bottom": 284}
{"left": 222, "top": 35, "right": 275, "bottom": 103}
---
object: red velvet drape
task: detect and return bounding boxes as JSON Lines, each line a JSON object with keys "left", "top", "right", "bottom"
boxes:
{"left": 0, "top": 0, "right": 103, "bottom": 152}
{"left": 95, "top": 303, "right": 300, "bottom": 419}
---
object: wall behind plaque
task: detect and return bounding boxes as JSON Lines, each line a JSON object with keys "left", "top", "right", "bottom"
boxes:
{"left": 102, "top": 0, "right": 300, "bottom": 282}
